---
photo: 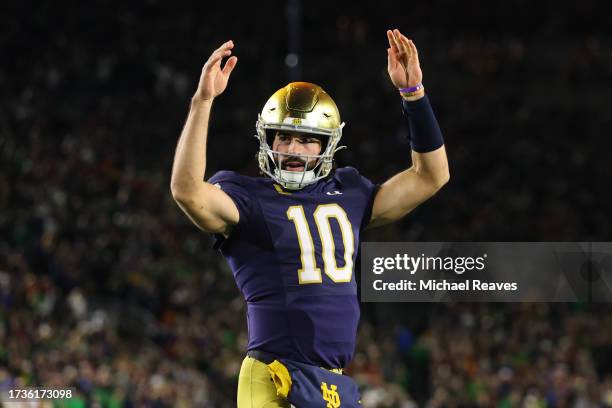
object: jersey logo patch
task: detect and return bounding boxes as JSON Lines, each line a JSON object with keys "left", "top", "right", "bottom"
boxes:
{"left": 321, "top": 382, "right": 341, "bottom": 407}
{"left": 326, "top": 190, "right": 343, "bottom": 196}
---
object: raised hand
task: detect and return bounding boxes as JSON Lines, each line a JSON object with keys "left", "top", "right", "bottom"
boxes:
{"left": 194, "top": 40, "right": 238, "bottom": 102}
{"left": 386, "top": 29, "right": 423, "bottom": 89}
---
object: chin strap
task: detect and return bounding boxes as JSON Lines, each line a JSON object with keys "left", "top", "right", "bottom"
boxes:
{"left": 276, "top": 169, "right": 317, "bottom": 190}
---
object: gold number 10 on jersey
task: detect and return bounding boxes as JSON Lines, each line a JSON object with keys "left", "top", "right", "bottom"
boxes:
{"left": 286, "top": 204, "right": 355, "bottom": 284}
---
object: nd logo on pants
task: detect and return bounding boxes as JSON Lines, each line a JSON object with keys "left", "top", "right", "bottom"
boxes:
{"left": 237, "top": 356, "right": 360, "bottom": 407}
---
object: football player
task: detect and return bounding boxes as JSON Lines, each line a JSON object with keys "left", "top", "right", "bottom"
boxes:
{"left": 171, "top": 29, "right": 449, "bottom": 407}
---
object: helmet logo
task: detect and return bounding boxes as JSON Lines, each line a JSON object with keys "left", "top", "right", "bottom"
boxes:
{"left": 256, "top": 82, "right": 344, "bottom": 189}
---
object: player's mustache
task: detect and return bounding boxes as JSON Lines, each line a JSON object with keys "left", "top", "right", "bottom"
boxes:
{"left": 281, "top": 156, "right": 307, "bottom": 167}
{"left": 278, "top": 155, "right": 319, "bottom": 171}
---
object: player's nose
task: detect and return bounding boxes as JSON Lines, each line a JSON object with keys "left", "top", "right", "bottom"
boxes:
{"left": 287, "top": 138, "right": 301, "bottom": 154}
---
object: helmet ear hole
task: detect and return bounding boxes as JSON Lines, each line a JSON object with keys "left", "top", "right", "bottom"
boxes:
{"left": 265, "top": 130, "right": 277, "bottom": 147}
{"left": 315, "top": 134, "right": 329, "bottom": 154}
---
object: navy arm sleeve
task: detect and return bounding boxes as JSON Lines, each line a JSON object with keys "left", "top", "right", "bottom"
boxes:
{"left": 401, "top": 95, "right": 445, "bottom": 153}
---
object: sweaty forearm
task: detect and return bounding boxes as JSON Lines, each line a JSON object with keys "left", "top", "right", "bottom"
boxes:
{"left": 171, "top": 98, "right": 213, "bottom": 196}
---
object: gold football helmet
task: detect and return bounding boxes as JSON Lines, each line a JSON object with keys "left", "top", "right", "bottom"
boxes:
{"left": 255, "top": 82, "right": 345, "bottom": 189}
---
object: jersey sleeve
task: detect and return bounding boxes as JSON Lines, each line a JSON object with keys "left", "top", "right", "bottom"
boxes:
{"left": 337, "top": 167, "right": 379, "bottom": 231}
{"left": 207, "top": 171, "right": 253, "bottom": 244}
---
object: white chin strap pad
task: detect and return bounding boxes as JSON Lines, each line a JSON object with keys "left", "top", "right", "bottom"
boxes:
{"left": 276, "top": 169, "right": 316, "bottom": 190}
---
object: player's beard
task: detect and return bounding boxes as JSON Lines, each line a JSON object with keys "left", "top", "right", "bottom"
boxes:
{"left": 279, "top": 155, "right": 318, "bottom": 172}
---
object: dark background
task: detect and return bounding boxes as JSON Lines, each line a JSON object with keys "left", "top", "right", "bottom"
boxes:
{"left": 1, "top": 1, "right": 611, "bottom": 406}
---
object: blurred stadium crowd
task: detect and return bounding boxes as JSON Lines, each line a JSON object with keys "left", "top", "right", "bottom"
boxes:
{"left": 2, "top": 0, "right": 611, "bottom": 406}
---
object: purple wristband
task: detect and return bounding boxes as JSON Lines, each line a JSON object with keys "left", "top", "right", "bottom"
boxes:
{"left": 399, "top": 83, "right": 423, "bottom": 93}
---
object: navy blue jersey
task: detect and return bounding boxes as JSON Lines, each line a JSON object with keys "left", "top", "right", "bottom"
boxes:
{"left": 209, "top": 167, "right": 378, "bottom": 368}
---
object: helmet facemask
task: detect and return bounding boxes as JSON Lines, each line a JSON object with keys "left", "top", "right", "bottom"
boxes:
{"left": 255, "top": 82, "right": 345, "bottom": 190}
{"left": 255, "top": 123, "right": 345, "bottom": 190}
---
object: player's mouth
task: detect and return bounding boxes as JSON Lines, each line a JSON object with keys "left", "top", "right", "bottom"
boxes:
{"left": 281, "top": 157, "right": 308, "bottom": 172}
{"left": 283, "top": 160, "right": 306, "bottom": 172}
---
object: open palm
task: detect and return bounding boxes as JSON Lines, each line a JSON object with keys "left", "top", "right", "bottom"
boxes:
{"left": 387, "top": 29, "right": 422, "bottom": 89}
{"left": 195, "top": 40, "right": 238, "bottom": 101}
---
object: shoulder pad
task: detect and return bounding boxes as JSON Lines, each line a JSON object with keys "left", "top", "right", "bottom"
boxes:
{"left": 208, "top": 170, "right": 246, "bottom": 186}
{"left": 333, "top": 166, "right": 360, "bottom": 182}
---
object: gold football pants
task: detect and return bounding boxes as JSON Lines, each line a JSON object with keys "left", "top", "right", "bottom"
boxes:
{"left": 237, "top": 356, "right": 290, "bottom": 408}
